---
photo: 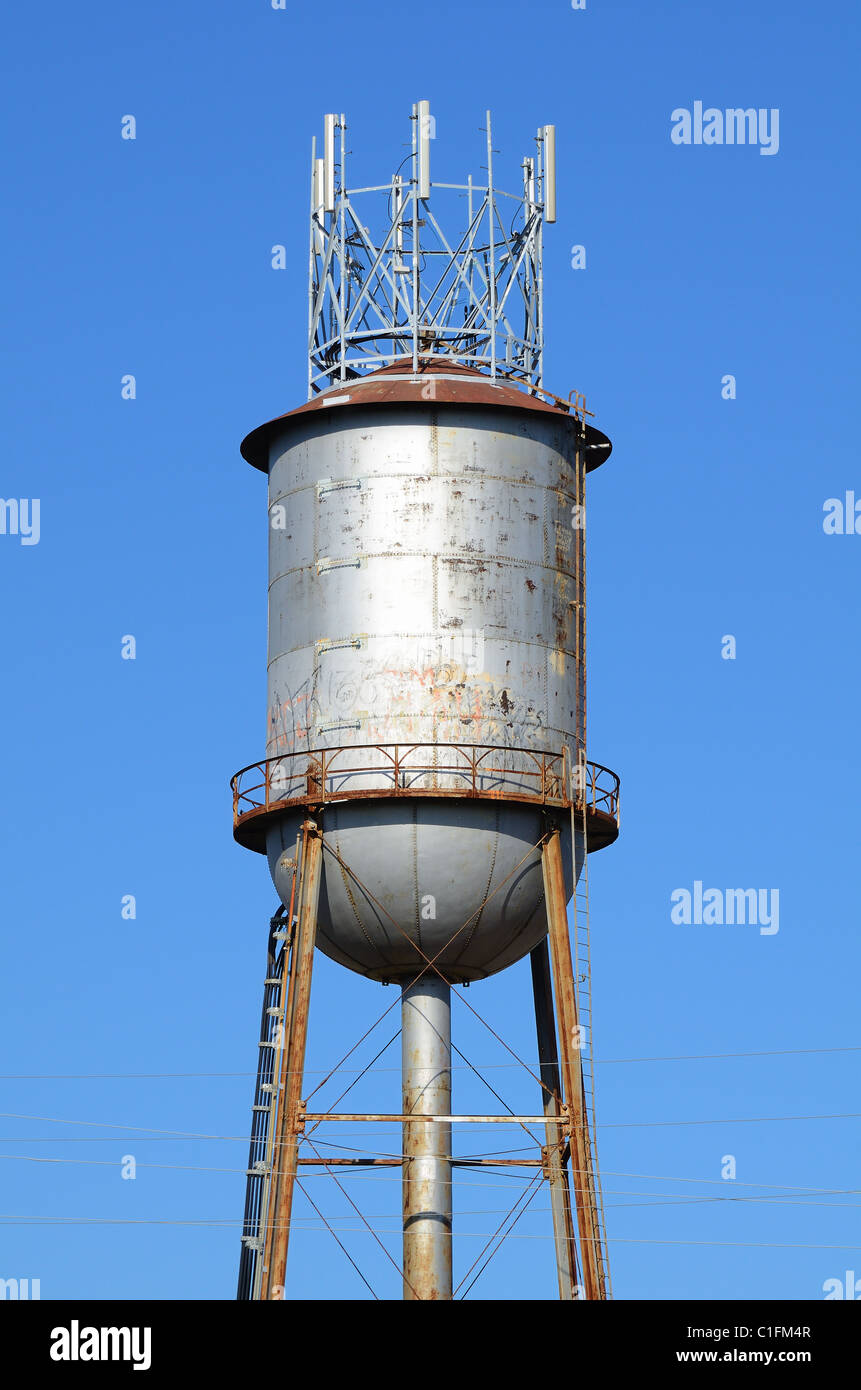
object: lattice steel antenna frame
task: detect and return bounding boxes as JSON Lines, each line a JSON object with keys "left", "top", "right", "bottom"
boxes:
{"left": 307, "top": 104, "right": 556, "bottom": 396}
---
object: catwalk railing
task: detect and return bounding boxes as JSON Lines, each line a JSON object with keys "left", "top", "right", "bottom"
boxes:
{"left": 232, "top": 742, "right": 620, "bottom": 825}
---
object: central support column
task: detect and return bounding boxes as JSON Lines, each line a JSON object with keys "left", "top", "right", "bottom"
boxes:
{"left": 401, "top": 977, "right": 453, "bottom": 1300}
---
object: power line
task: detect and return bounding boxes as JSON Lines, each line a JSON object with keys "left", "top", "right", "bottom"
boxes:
{"left": 1, "top": 1043, "right": 859, "bottom": 1080}
{"left": 0, "top": 1072, "right": 257, "bottom": 1080}
{"left": 602, "top": 1111, "right": 861, "bottom": 1130}
{"left": 0, "top": 1153, "right": 246, "bottom": 1174}
{"left": 2, "top": 1151, "right": 860, "bottom": 1207}
{"left": 605, "top": 1168, "right": 861, "bottom": 1195}
{"left": 0, "top": 1215, "right": 858, "bottom": 1251}
{"left": 596, "top": 1045, "right": 861, "bottom": 1065}
{"left": 608, "top": 1237, "right": 861, "bottom": 1251}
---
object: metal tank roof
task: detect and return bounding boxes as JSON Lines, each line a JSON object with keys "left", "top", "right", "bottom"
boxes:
{"left": 240, "top": 359, "right": 613, "bottom": 473}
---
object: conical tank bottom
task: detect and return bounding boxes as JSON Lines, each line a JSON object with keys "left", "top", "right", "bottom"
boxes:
{"left": 266, "top": 800, "right": 575, "bottom": 983}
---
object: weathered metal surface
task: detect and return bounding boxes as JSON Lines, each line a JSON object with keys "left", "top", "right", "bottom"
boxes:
{"left": 266, "top": 801, "right": 567, "bottom": 982}
{"left": 304, "top": 1113, "right": 567, "bottom": 1124}
{"left": 296, "top": 1158, "right": 402, "bottom": 1166}
{"left": 263, "top": 404, "right": 588, "bottom": 762}
{"left": 241, "top": 361, "right": 613, "bottom": 472}
{"left": 401, "top": 979, "right": 452, "bottom": 1300}
{"left": 242, "top": 372, "right": 617, "bottom": 981}
{"left": 295, "top": 1156, "right": 545, "bottom": 1165}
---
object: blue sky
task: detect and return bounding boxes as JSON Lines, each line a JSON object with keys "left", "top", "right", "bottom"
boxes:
{"left": 1, "top": 0, "right": 859, "bottom": 1300}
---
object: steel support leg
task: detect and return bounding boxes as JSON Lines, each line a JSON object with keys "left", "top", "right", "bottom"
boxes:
{"left": 541, "top": 825, "right": 606, "bottom": 1300}
{"left": 530, "top": 936, "right": 580, "bottom": 1300}
{"left": 261, "top": 820, "right": 322, "bottom": 1300}
{"left": 402, "top": 977, "right": 453, "bottom": 1300}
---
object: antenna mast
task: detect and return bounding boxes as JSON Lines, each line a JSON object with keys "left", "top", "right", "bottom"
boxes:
{"left": 308, "top": 104, "right": 555, "bottom": 396}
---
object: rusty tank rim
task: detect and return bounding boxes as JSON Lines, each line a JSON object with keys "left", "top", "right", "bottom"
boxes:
{"left": 232, "top": 794, "right": 620, "bottom": 856}
{"left": 240, "top": 358, "right": 613, "bottom": 474}
{"left": 230, "top": 742, "right": 621, "bottom": 856}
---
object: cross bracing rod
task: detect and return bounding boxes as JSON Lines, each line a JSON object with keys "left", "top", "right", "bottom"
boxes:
{"left": 303, "top": 1113, "right": 569, "bottom": 1124}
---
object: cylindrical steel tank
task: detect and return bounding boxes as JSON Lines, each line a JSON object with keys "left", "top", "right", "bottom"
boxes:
{"left": 236, "top": 363, "right": 614, "bottom": 982}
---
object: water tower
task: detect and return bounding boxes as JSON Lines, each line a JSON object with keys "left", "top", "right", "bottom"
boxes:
{"left": 234, "top": 104, "right": 620, "bottom": 1301}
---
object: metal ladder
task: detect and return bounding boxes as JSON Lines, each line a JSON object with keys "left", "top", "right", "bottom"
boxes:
{"left": 570, "top": 419, "right": 612, "bottom": 1298}
{"left": 236, "top": 898, "right": 295, "bottom": 1301}
{"left": 569, "top": 789, "right": 612, "bottom": 1298}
